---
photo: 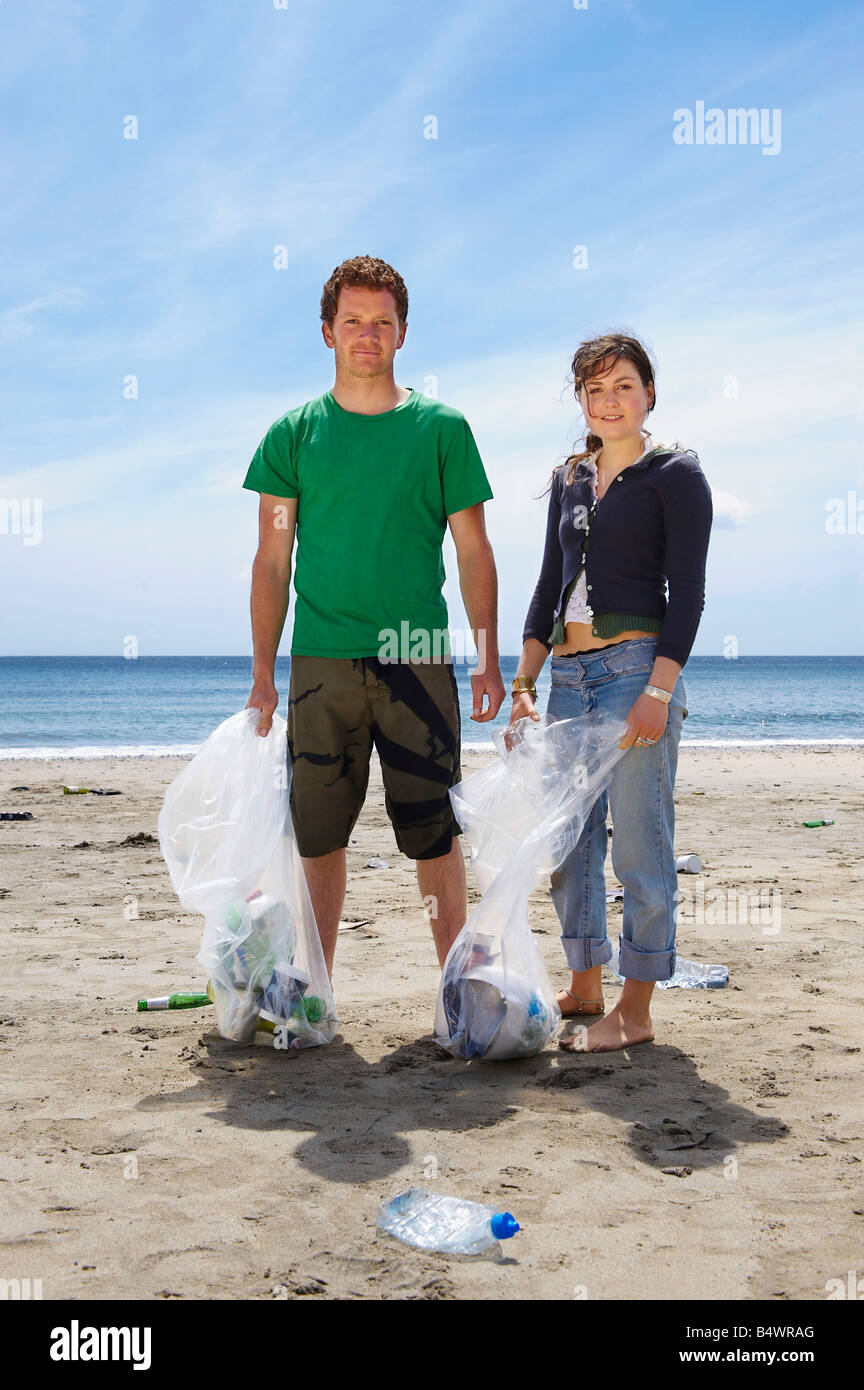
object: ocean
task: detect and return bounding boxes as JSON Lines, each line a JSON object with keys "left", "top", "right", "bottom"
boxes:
{"left": 1, "top": 655, "right": 862, "bottom": 758}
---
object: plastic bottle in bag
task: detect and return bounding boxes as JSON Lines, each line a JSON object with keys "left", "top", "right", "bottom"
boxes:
{"left": 377, "top": 1188, "right": 520, "bottom": 1254}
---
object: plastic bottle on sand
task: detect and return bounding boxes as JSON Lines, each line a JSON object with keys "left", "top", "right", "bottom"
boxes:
{"left": 377, "top": 1188, "right": 520, "bottom": 1254}
{"left": 610, "top": 947, "right": 728, "bottom": 989}
{"left": 659, "top": 957, "right": 728, "bottom": 989}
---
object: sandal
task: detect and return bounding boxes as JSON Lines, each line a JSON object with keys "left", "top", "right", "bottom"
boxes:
{"left": 557, "top": 988, "right": 605, "bottom": 1017}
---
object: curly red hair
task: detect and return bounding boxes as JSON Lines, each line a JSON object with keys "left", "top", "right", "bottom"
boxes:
{"left": 320, "top": 255, "right": 409, "bottom": 326}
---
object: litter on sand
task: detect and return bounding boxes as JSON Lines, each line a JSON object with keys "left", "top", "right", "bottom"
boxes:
{"left": 63, "top": 786, "right": 122, "bottom": 796}
{"left": 610, "top": 945, "right": 728, "bottom": 990}
{"left": 378, "top": 1188, "right": 520, "bottom": 1254}
{"left": 137, "top": 993, "right": 212, "bottom": 1011}
{"left": 675, "top": 854, "right": 702, "bottom": 873}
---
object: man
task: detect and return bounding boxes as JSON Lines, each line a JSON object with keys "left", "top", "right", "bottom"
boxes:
{"left": 243, "top": 255, "right": 505, "bottom": 980}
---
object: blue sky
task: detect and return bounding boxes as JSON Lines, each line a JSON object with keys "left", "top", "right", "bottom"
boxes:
{"left": 1, "top": 0, "right": 861, "bottom": 656}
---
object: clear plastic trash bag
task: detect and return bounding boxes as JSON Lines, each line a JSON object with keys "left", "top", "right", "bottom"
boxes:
{"left": 158, "top": 709, "right": 339, "bottom": 1050}
{"left": 435, "top": 712, "right": 626, "bottom": 1060}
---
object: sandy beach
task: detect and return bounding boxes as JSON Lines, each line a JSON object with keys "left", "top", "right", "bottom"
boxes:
{"left": 1, "top": 745, "right": 861, "bottom": 1302}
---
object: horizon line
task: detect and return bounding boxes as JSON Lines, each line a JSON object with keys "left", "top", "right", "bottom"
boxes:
{"left": 1, "top": 653, "right": 862, "bottom": 662}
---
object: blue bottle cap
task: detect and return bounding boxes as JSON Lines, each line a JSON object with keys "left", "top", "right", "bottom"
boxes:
{"left": 490, "top": 1211, "right": 520, "bottom": 1240}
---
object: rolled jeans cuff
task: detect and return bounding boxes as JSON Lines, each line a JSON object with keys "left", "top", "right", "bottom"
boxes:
{"left": 560, "top": 933, "right": 613, "bottom": 972}
{"left": 617, "top": 937, "right": 676, "bottom": 983}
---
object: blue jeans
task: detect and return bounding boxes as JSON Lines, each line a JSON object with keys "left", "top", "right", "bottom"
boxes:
{"left": 545, "top": 637, "right": 687, "bottom": 983}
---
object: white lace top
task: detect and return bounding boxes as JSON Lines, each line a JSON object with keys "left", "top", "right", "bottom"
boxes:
{"left": 563, "top": 432, "right": 656, "bottom": 627}
{"left": 564, "top": 555, "right": 595, "bottom": 624}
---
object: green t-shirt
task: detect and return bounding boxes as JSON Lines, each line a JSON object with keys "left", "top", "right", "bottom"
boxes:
{"left": 242, "top": 388, "right": 494, "bottom": 658}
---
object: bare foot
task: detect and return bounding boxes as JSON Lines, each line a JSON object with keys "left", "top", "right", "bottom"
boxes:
{"left": 556, "top": 967, "right": 604, "bottom": 1018}
{"left": 556, "top": 988, "right": 604, "bottom": 1018}
{"left": 559, "top": 1002, "right": 654, "bottom": 1053}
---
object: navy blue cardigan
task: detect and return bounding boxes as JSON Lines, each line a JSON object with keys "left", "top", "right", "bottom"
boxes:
{"left": 521, "top": 447, "right": 713, "bottom": 668}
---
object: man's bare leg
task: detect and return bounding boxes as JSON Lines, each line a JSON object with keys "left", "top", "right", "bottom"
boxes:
{"left": 415, "top": 839, "right": 467, "bottom": 967}
{"left": 301, "top": 847, "right": 346, "bottom": 978}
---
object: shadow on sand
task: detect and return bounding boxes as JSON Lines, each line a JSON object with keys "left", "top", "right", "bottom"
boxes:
{"left": 138, "top": 1026, "right": 788, "bottom": 1184}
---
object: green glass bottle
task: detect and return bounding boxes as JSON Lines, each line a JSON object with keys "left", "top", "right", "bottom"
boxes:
{"left": 137, "top": 992, "right": 213, "bottom": 1011}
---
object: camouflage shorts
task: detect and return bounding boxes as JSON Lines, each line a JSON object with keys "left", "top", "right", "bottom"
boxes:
{"left": 286, "top": 655, "right": 463, "bottom": 860}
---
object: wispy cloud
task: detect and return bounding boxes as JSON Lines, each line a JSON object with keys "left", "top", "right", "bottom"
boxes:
{"left": 0, "top": 289, "right": 84, "bottom": 346}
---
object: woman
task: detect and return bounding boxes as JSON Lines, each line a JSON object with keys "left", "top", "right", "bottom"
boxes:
{"left": 511, "top": 333, "right": 712, "bottom": 1053}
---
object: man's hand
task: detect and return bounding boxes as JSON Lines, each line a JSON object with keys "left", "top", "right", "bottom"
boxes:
{"left": 247, "top": 493, "right": 295, "bottom": 736}
{"left": 447, "top": 504, "right": 504, "bottom": 724}
{"left": 470, "top": 666, "right": 506, "bottom": 722}
{"left": 246, "top": 677, "right": 279, "bottom": 736}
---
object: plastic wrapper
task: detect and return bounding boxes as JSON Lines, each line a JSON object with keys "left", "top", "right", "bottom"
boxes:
{"left": 435, "top": 712, "right": 626, "bottom": 1060}
{"left": 158, "top": 709, "right": 338, "bottom": 1050}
